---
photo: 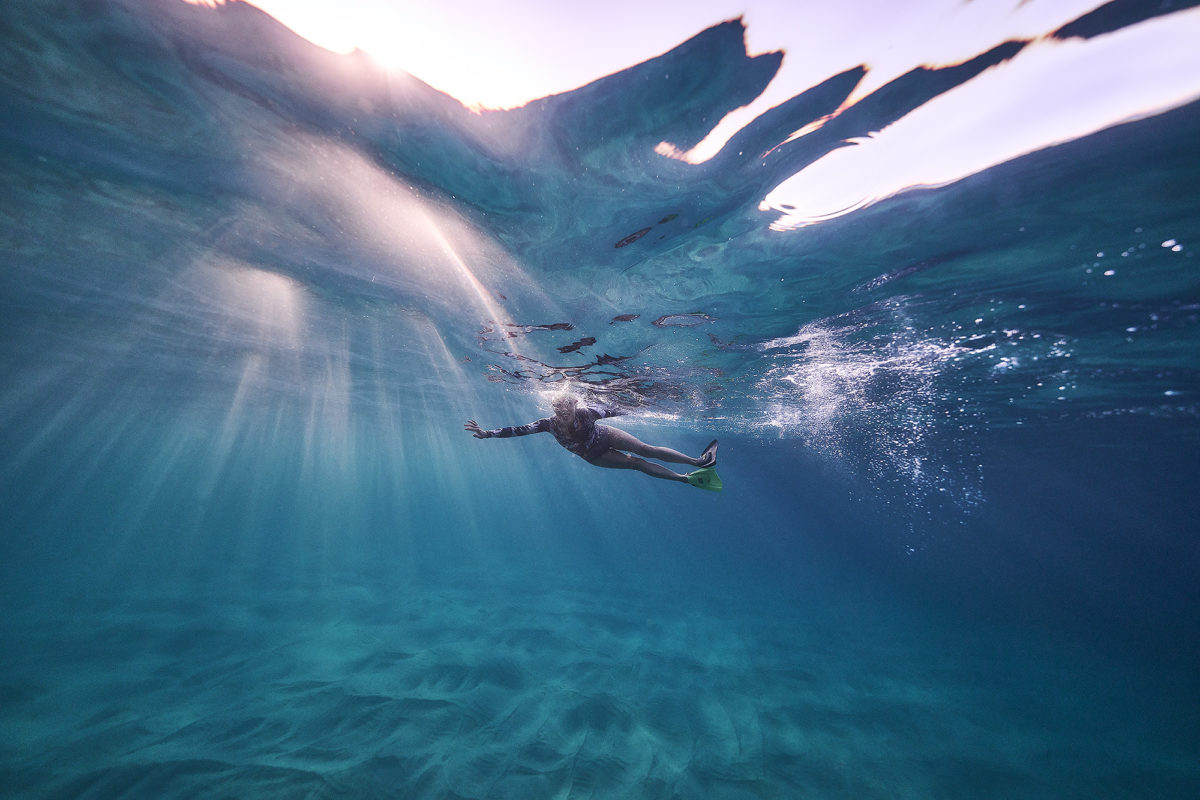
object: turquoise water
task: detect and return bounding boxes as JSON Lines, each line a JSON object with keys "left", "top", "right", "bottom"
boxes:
{"left": 2, "top": 1, "right": 1199, "bottom": 797}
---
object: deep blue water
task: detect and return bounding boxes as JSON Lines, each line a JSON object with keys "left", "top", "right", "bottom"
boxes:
{"left": 2, "top": 0, "right": 1199, "bottom": 797}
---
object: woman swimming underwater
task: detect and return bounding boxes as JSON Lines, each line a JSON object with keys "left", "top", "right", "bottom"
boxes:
{"left": 464, "top": 394, "right": 722, "bottom": 490}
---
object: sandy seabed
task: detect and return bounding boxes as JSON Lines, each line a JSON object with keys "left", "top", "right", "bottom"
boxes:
{"left": 1, "top": 572, "right": 1196, "bottom": 799}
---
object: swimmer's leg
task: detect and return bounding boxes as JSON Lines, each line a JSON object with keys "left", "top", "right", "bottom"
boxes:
{"left": 604, "top": 427, "right": 705, "bottom": 466}
{"left": 589, "top": 449, "right": 689, "bottom": 482}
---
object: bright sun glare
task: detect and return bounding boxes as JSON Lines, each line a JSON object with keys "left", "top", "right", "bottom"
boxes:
{"left": 198, "top": 0, "right": 1200, "bottom": 227}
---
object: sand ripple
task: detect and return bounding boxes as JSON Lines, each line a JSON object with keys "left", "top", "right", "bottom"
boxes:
{"left": 1, "top": 579, "right": 1196, "bottom": 798}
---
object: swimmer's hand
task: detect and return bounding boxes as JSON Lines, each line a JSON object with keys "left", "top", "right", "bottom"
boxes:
{"left": 464, "top": 420, "right": 487, "bottom": 438}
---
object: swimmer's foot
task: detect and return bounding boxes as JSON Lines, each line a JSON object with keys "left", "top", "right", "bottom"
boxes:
{"left": 686, "top": 467, "right": 722, "bottom": 492}
{"left": 698, "top": 439, "right": 718, "bottom": 468}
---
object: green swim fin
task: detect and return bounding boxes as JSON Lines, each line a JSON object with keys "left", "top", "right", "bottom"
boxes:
{"left": 686, "top": 467, "right": 722, "bottom": 492}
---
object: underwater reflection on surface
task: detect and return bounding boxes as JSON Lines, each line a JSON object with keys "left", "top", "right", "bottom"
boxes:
{"left": 760, "top": 9, "right": 1200, "bottom": 228}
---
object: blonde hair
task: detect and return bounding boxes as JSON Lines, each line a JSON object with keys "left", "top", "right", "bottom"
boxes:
{"left": 551, "top": 392, "right": 578, "bottom": 416}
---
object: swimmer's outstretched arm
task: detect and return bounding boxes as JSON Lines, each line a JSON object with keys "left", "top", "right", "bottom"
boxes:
{"left": 464, "top": 418, "right": 551, "bottom": 439}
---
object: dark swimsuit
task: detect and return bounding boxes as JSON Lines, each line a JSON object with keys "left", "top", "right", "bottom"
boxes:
{"left": 483, "top": 405, "right": 620, "bottom": 463}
